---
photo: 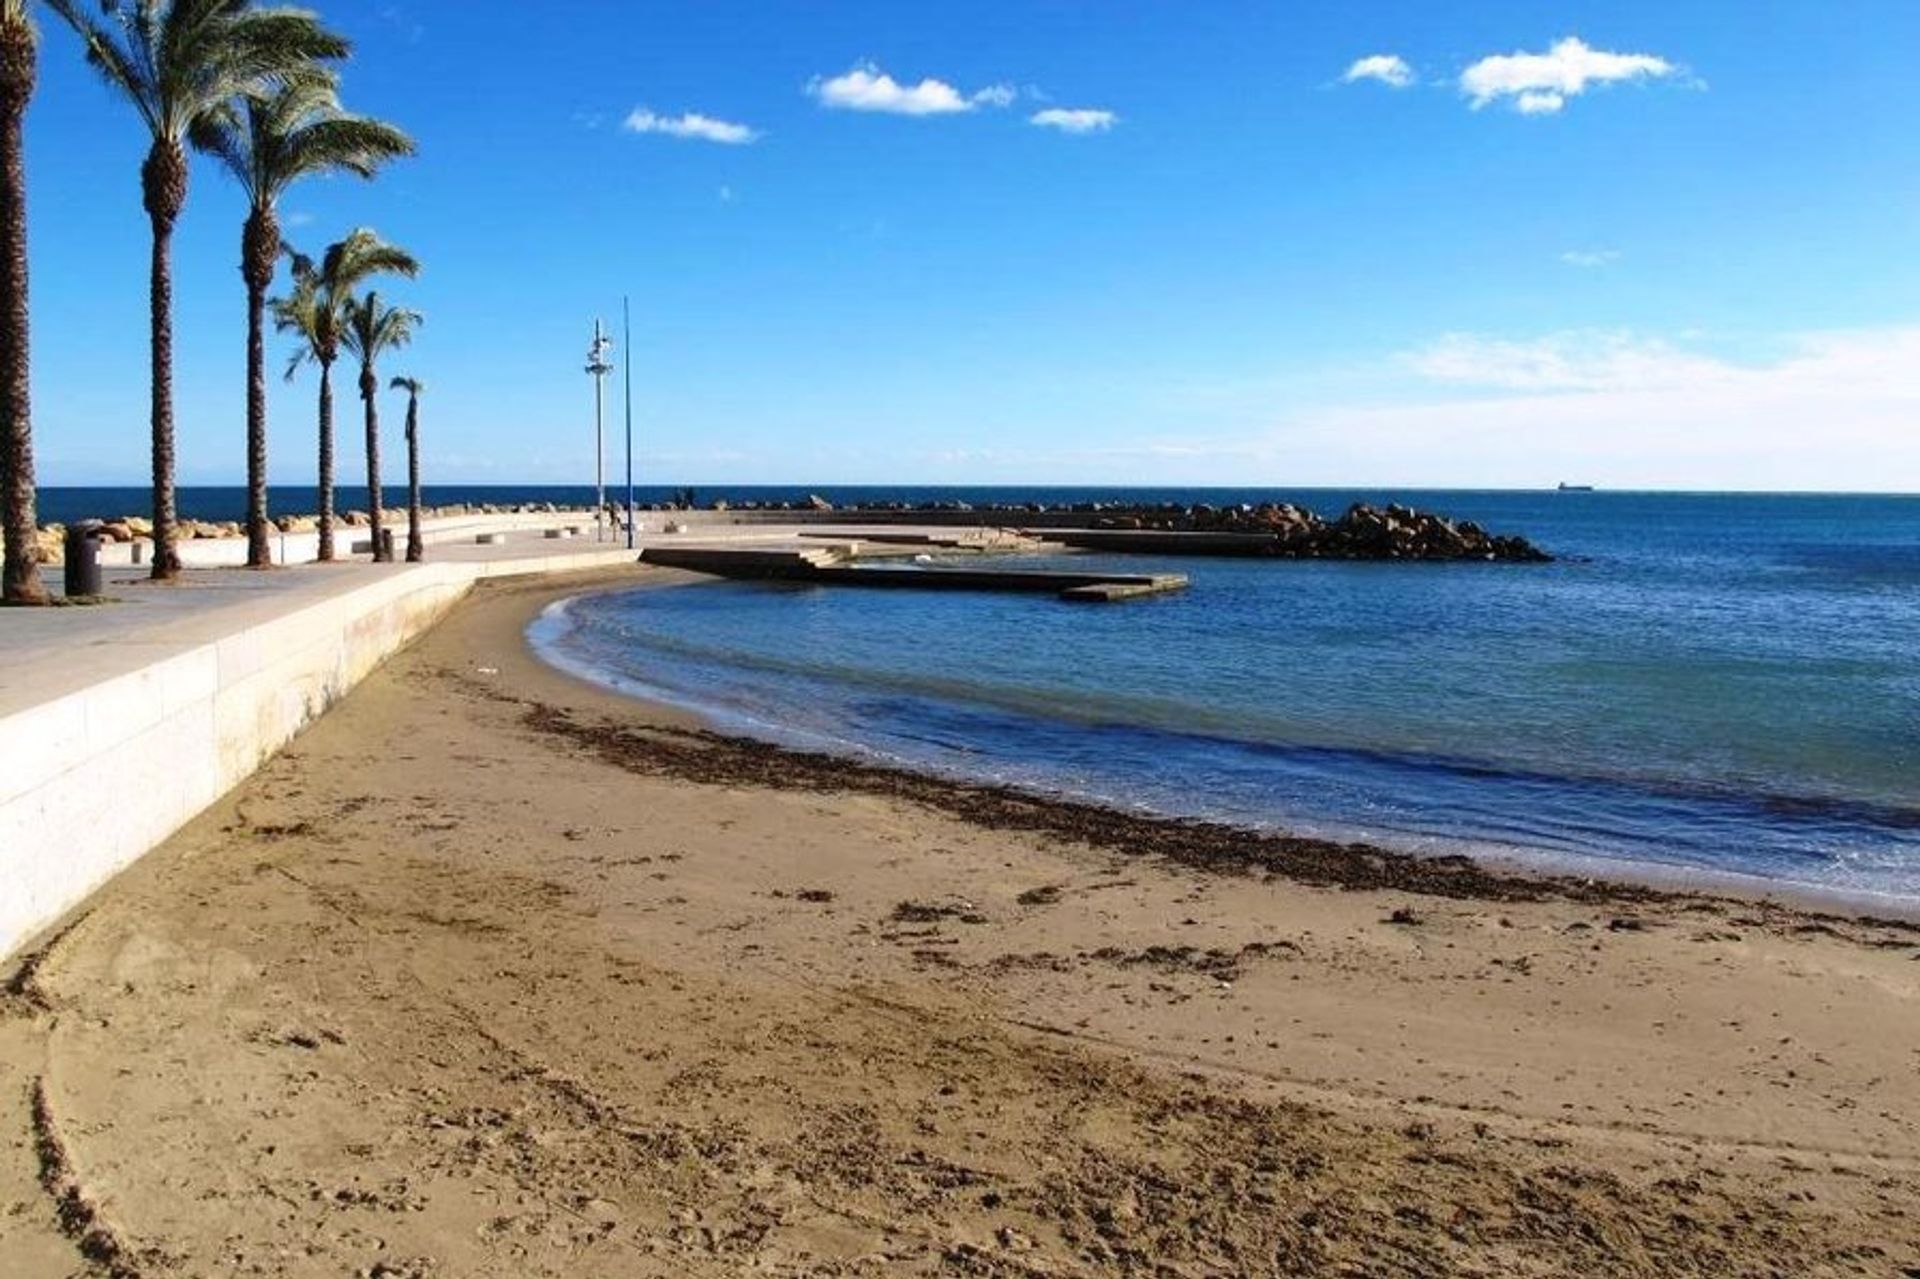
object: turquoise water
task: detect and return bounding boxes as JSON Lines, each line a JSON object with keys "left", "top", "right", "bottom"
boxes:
{"left": 530, "top": 491, "right": 1920, "bottom": 904}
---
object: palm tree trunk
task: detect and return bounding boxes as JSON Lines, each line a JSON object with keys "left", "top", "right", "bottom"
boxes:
{"left": 0, "top": 17, "right": 44, "bottom": 604}
{"left": 142, "top": 142, "right": 186, "bottom": 582}
{"left": 405, "top": 394, "right": 422, "bottom": 562}
{"left": 241, "top": 206, "right": 277, "bottom": 569}
{"left": 362, "top": 364, "right": 386, "bottom": 562}
{"left": 316, "top": 359, "right": 334, "bottom": 562}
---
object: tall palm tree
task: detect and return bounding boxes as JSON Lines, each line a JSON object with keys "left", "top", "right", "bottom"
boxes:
{"left": 272, "top": 229, "right": 416, "bottom": 562}
{"left": 196, "top": 71, "right": 412, "bottom": 568}
{"left": 46, "top": 0, "right": 347, "bottom": 581}
{"left": 0, "top": 0, "right": 42, "bottom": 603}
{"left": 388, "top": 375, "right": 423, "bottom": 562}
{"left": 339, "top": 290, "right": 418, "bottom": 563}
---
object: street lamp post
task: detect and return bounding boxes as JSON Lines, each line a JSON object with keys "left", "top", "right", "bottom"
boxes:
{"left": 584, "top": 320, "right": 614, "bottom": 540}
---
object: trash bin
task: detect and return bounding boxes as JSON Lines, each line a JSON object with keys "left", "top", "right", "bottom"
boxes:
{"left": 64, "top": 520, "right": 103, "bottom": 597}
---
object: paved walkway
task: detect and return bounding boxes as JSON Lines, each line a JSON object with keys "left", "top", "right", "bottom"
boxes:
{"left": 0, "top": 533, "right": 638, "bottom": 720}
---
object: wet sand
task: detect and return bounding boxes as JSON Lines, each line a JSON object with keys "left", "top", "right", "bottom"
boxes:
{"left": 3, "top": 567, "right": 1918, "bottom": 1277}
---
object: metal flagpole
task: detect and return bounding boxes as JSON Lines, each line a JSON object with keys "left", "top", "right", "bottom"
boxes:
{"left": 623, "top": 296, "right": 635, "bottom": 549}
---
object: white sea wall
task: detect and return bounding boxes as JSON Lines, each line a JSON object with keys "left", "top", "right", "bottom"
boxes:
{"left": 0, "top": 547, "right": 637, "bottom": 959}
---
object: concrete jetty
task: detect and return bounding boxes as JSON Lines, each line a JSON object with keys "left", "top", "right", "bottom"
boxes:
{"left": 638, "top": 545, "right": 1188, "bottom": 601}
{"left": 1032, "top": 528, "right": 1293, "bottom": 556}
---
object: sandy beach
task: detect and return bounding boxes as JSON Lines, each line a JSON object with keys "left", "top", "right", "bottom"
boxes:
{"left": 4, "top": 566, "right": 1918, "bottom": 1277}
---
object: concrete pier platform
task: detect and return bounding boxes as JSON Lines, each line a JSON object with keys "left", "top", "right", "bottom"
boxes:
{"left": 1030, "top": 528, "right": 1292, "bottom": 556}
{"left": 638, "top": 545, "right": 1187, "bottom": 601}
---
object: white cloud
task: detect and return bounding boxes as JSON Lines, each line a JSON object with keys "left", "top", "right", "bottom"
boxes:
{"left": 1560, "top": 249, "right": 1621, "bottom": 267}
{"left": 1030, "top": 107, "right": 1118, "bottom": 134}
{"left": 1405, "top": 330, "right": 1735, "bottom": 392}
{"left": 623, "top": 108, "right": 758, "bottom": 144}
{"left": 809, "top": 63, "right": 1012, "bottom": 116}
{"left": 1273, "top": 326, "right": 1920, "bottom": 490}
{"left": 1342, "top": 54, "right": 1415, "bottom": 89}
{"left": 1461, "top": 37, "right": 1678, "bottom": 113}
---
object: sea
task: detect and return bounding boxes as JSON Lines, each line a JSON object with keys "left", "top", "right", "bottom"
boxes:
{"left": 46, "top": 485, "right": 1918, "bottom": 906}
{"left": 524, "top": 486, "right": 1920, "bottom": 908}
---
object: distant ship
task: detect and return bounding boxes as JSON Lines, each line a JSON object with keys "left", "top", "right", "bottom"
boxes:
{"left": 1556, "top": 482, "right": 1595, "bottom": 492}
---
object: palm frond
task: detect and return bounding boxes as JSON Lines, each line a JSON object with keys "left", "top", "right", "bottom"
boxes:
{"left": 185, "top": 10, "right": 348, "bottom": 136}
{"left": 270, "top": 249, "right": 325, "bottom": 377}
{"left": 186, "top": 93, "right": 246, "bottom": 178}
{"left": 0, "top": 3, "right": 36, "bottom": 40}
{"left": 279, "top": 115, "right": 414, "bottom": 189}
{"left": 339, "top": 291, "right": 423, "bottom": 367}
{"left": 280, "top": 342, "right": 314, "bottom": 382}
{"left": 44, "top": 0, "right": 162, "bottom": 135}
{"left": 373, "top": 305, "right": 422, "bottom": 352}
{"left": 278, "top": 231, "right": 421, "bottom": 378}
{"left": 320, "top": 229, "right": 420, "bottom": 310}
{"left": 49, "top": 0, "right": 349, "bottom": 143}
{"left": 193, "top": 68, "right": 409, "bottom": 207}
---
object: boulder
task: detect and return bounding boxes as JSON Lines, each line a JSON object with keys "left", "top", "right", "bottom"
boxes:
{"left": 35, "top": 526, "right": 63, "bottom": 564}
{"left": 1100, "top": 497, "right": 1549, "bottom": 562}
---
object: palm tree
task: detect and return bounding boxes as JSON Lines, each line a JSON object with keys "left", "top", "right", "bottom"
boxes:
{"left": 0, "top": 0, "right": 43, "bottom": 603}
{"left": 46, "top": 0, "right": 347, "bottom": 581}
{"left": 388, "top": 376, "right": 423, "bottom": 561}
{"left": 196, "top": 71, "right": 413, "bottom": 568}
{"left": 272, "top": 229, "right": 416, "bottom": 562}
{"left": 339, "top": 290, "right": 419, "bottom": 562}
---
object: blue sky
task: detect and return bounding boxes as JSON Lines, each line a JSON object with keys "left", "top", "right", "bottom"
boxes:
{"left": 25, "top": 1, "right": 1920, "bottom": 490}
